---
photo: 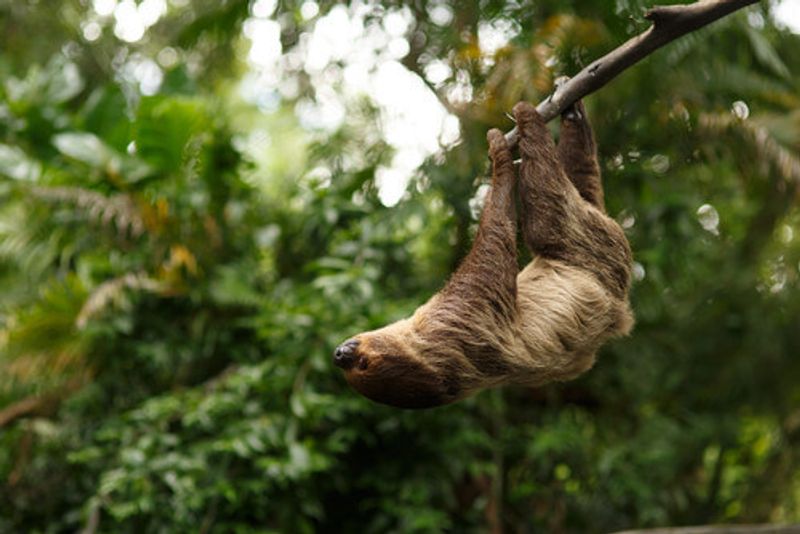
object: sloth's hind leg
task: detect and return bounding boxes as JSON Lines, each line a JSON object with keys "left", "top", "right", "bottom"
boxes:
{"left": 557, "top": 100, "right": 605, "bottom": 211}
{"left": 514, "top": 101, "right": 632, "bottom": 300}
{"left": 513, "top": 101, "right": 585, "bottom": 260}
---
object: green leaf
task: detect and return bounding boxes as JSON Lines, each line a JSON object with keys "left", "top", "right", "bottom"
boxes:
{"left": 4, "top": 57, "right": 84, "bottom": 106}
{"left": 133, "top": 95, "right": 209, "bottom": 173}
{"left": 52, "top": 132, "right": 152, "bottom": 182}
{"left": 745, "top": 26, "right": 790, "bottom": 79}
{"left": 81, "top": 86, "right": 133, "bottom": 151}
{"left": 52, "top": 132, "right": 117, "bottom": 169}
{"left": 0, "top": 143, "right": 40, "bottom": 181}
{"left": 45, "top": 59, "right": 85, "bottom": 104}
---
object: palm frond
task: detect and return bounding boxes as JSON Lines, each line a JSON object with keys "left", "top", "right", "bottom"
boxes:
{"left": 0, "top": 203, "right": 61, "bottom": 281}
{"left": 27, "top": 185, "right": 145, "bottom": 237}
{"left": 1, "top": 275, "right": 89, "bottom": 389}
{"left": 699, "top": 112, "right": 800, "bottom": 186}
{"left": 76, "top": 271, "right": 162, "bottom": 329}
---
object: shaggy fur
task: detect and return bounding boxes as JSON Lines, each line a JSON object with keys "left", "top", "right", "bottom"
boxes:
{"left": 334, "top": 101, "right": 633, "bottom": 409}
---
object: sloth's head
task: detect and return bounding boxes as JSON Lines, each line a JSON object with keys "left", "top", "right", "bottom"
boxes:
{"left": 333, "top": 325, "right": 459, "bottom": 409}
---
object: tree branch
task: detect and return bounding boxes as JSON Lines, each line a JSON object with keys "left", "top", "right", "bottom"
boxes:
{"left": 0, "top": 395, "right": 47, "bottom": 428}
{"left": 0, "top": 377, "right": 85, "bottom": 428}
{"left": 613, "top": 526, "right": 800, "bottom": 534}
{"left": 504, "top": 0, "right": 759, "bottom": 146}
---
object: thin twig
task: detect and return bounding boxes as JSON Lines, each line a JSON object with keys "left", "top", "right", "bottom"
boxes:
{"left": 504, "top": 0, "right": 759, "bottom": 146}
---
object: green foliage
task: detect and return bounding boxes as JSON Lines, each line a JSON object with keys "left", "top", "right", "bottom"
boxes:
{"left": 2, "top": 1, "right": 800, "bottom": 532}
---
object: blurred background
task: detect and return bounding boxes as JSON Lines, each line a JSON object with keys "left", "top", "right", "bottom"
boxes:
{"left": 1, "top": 0, "right": 799, "bottom": 532}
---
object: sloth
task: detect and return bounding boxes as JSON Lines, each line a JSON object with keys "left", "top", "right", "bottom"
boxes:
{"left": 334, "top": 101, "right": 633, "bottom": 409}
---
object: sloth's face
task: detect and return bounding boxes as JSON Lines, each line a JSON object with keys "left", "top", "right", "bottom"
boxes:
{"left": 333, "top": 331, "right": 457, "bottom": 409}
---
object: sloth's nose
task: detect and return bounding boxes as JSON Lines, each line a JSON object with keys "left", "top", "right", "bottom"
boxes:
{"left": 333, "top": 339, "right": 360, "bottom": 369}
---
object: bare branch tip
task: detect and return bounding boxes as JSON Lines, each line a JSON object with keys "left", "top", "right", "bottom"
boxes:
{"left": 643, "top": 5, "right": 680, "bottom": 24}
{"left": 500, "top": 0, "right": 757, "bottom": 147}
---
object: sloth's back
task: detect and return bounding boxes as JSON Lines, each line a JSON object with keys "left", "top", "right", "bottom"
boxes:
{"left": 508, "top": 257, "right": 634, "bottom": 385}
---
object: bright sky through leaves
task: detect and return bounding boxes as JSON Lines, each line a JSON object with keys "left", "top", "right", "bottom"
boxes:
{"left": 104, "top": 0, "right": 800, "bottom": 206}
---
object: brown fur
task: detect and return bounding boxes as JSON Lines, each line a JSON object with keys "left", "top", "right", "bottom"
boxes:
{"left": 336, "top": 101, "right": 633, "bottom": 409}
